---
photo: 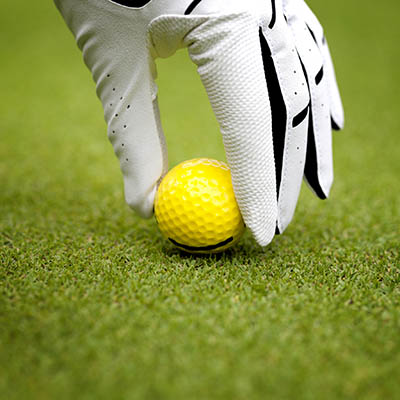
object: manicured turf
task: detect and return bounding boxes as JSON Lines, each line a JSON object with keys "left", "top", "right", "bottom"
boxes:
{"left": 1, "top": 1, "right": 399, "bottom": 399}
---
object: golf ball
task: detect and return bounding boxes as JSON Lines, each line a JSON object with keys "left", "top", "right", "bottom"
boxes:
{"left": 154, "top": 158, "right": 245, "bottom": 254}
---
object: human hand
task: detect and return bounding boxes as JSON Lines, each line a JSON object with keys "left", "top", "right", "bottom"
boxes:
{"left": 54, "top": 0, "right": 344, "bottom": 246}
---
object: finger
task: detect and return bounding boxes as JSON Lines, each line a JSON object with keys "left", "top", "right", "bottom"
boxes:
{"left": 189, "top": 14, "right": 279, "bottom": 246}
{"left": 292, "top": 0, "right": 344, "bottom": 130}
{"left": 259, "top": 0, "right": 310, "bottom": 234}
{"left": 320, "top": 37, "right": 345, "bottom": 130}
{"left": 285, "top": 2, "right": 334, "bottom": 199}
{"left": 55, "top": 0, "right": 168, "bottom": 217}
{"left": 105, "top": 52, "right": 168, "bottom": 218}
{"left": 150, "top": 12, "right": 279, "bottom": 246}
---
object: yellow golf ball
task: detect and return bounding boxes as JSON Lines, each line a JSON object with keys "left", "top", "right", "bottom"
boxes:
{"left": 154, "top": 158, "right": 245, "bottom": 254}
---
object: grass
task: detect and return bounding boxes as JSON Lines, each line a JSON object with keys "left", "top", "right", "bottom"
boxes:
{"left": 1, "top": 1, "right": 399, "bottom": 399}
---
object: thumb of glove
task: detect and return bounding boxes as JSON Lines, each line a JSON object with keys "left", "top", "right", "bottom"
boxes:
{"left": 55, "top": 0, "right": 168, "bottom": 218}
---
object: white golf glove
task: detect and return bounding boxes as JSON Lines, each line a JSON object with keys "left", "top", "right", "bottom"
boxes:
{"left": 54, "top": 0, "right": 344, "bottom": 246}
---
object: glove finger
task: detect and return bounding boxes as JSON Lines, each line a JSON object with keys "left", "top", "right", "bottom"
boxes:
{"left": 150, "top": 13, "right": 279, "bottom": 246}
{"left": 55, "top": 0, "right": 168, "bottom": 218}
{"left": 106, "top": 58, "right": 168, "bottom": 218}
{"left": 320, "top": 37, "right": 345, "bottom": 130}
{"left": 190, "top": 14, "right": 278, "bottom": 246}
{"left": 291, "top": 0, "right": 344, "bottom": 130}
{"left": 259, "top": 3, "right": 310, "bottom": 234}
{"left": 285, "top": 3, "right": 334, "bottom": 199}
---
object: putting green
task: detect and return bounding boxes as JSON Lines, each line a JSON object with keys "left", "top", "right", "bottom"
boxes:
{"left": 1, "top": 1, "right": 399, "bottom": 399}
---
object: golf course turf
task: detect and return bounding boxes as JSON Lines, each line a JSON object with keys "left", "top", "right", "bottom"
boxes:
{"left": 1, "top": 1, "right": 399, "bottom": 399}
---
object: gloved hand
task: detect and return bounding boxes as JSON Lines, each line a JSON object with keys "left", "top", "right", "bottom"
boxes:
{"left": 54, "top": 0, "right": 344, "bottom": 246}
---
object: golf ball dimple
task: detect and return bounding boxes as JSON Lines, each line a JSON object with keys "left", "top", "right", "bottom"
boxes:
{"left": 154, "top": 158, "right": 245, "bottom": 254}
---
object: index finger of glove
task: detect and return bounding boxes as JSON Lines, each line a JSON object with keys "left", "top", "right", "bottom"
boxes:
{"left": 189, "top": 13, "right": 279, "bottom": 246}
{"left": 150, "top": 12, "right": 278, "bottom": 246}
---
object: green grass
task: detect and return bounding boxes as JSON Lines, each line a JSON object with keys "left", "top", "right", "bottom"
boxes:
{"left": 1, "top": 1, "right": 399, "bottom": 399}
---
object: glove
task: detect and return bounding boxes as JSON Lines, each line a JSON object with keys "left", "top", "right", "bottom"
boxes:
{"left": 54, "top": 0, "right": 344, "bottom": 246}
